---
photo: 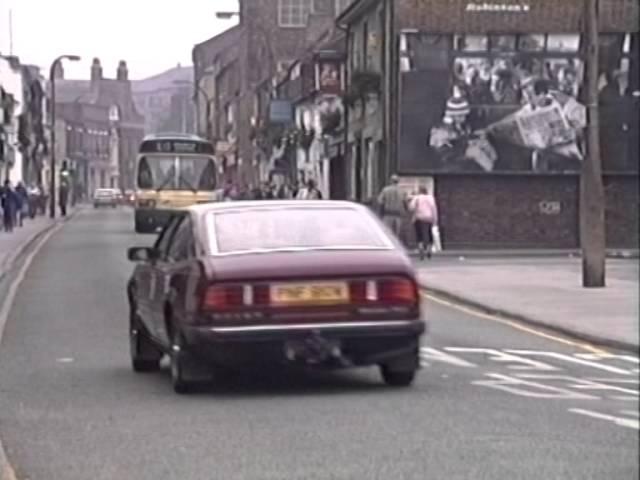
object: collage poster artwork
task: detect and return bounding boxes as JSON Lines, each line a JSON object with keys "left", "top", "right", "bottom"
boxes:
{"left": 398, "top": 33, "right": 639, "bottom": 174}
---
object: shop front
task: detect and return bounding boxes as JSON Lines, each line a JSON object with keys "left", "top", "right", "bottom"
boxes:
{"left": 394, "top": 0, "right": 639, "bottom": 248}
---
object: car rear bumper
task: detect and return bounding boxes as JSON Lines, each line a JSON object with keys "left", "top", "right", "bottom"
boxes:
{"left": 182, "top": 319, "right": 425, "bottom": 368}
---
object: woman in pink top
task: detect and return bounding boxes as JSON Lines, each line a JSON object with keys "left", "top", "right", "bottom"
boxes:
{"left": 409, "top": 186, "right": 439, "bottom": 260}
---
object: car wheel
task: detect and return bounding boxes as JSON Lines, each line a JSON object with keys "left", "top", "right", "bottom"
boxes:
{"left": 380, "top": 366, "right": 417, "bottom": 387}
{"left": 130, "top": 310, "right": 162, "bottom": 373}
{"left": 170, "top": 332, "right": 198, "bottom": 394}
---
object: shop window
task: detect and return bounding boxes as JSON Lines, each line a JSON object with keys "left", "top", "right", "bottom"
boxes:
{"left": 546, "top": 34, "right": 580, "bottom": 52}
{"left": 455, "top": 35, "right": 488, "bottom": 51}
{"left": 518, "top": 34, "right": 545, "bottom": 52}
{"left": 489, "top": 35, "right": 517, "bottom": 52}
{"left": 405, "top": 34, "right": 452, "bottom": 71}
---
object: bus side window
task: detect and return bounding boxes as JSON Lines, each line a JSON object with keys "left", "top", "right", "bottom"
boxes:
{"left": 198, "top": 160, "right": 217, "bottom": 190}
{"left": 138, "top": 157, "right": 153, "bottom": 189}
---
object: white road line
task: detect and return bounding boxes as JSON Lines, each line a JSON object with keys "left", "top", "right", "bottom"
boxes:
{"left": 621, "top": 410, "right": 640, "bottom": 418}
{"left": 473, "top": 373, "right": 598, "bottom": 399}
{"left": 445, "top": 347, "right": 558, "bottom": 371}
{"left": 420, "top": 347, "right": 477, "bottom": 368}
{"left": 575, "top": 353, "right": 639, "bottom": 364}
{"left": 505, "top": 350, "right": 633, "bottom": 375}
{"left": 569, "top": 408, "right": 640, "bottom": 430}
{"left": 513, "top": 374, "right": 639, "bottom": 397}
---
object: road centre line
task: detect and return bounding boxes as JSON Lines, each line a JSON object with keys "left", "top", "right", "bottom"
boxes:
{"left": 569, "top": 408, "right": 640, "bottom": 430}
{"left": 505, "top": 350, "right": 634, "bottom": 375}
{"left": 421, "top": 292, "right": 609, "bottom": 355}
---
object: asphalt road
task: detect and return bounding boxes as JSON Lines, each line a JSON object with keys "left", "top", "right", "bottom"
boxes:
{"left": 0, "top": 208, "right": 638, "bottom": 480}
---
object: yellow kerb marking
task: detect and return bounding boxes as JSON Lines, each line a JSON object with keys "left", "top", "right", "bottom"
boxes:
{"left": 421, "top": 292, "right": 609, "bottom": 355}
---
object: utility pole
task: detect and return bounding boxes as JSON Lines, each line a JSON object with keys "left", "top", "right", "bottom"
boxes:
{"left": 580, "top": 0, "right": 606, "bottom": 287}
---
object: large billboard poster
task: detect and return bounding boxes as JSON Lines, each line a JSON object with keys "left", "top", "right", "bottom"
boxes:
{"left": 398, "top": 33, "right": 639, "bottom": 174}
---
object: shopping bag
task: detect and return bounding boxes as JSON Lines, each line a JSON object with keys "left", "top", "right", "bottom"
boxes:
{"left": 431, "top": 225, "right": 442, "bottom": 252}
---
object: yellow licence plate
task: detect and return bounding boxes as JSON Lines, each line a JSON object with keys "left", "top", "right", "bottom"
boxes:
{"left": 270, "top": 282, "right": 349, "bottom": 306}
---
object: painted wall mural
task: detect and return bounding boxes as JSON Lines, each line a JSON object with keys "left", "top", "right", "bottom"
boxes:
{"left": 397, "top": 33, "right": 639, "bottom": 174}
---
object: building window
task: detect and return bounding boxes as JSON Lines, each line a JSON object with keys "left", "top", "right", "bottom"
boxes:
{"left": 278, "top": 0, "right": 313, "bottom": 28}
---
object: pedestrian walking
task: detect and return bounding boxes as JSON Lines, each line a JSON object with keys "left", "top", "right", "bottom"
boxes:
{"left": 59, "top": 184, "right": 69, "bottom": 217}
{"left": 377, "top": 175, "right": 407, "bottom": 238}
{"left": 15, "top": 182, "right": 29, "bottom": 227}
{"left": 408, "top": 185, "right": 439, "bottom": 260}
{"left": 1, "top": 180, "right": 18, "bottom": 233}
{"left": 296, "top": 179, "right": 323, "bottom": 200}
{"left": 59, "top": 162, "right": 71, "bottom": 217}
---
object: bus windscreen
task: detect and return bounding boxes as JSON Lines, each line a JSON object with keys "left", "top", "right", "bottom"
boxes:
{"left": 137, "top": 155, "right": 217, "bottom": 191}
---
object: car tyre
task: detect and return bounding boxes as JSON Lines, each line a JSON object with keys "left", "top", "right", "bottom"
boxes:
{"left": 130, "top": 310, "right": 162, "bottom": 373}
{"left": 380, "top": 366, "right": 417, "bottom": 387}
{"left": 170, "top": 333, "right": 198, "bottom": 394}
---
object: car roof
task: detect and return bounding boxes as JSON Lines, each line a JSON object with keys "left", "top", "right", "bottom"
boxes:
{"left": 187, "top": 200, "right": 367, "bottom": 216}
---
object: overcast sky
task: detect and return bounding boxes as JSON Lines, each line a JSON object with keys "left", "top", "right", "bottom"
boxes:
{"left": 0, "top": 0, "right": 239, "bottom": 80}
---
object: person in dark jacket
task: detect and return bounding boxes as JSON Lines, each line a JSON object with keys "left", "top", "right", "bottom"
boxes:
{"left": 1, "top": 180, "right": 18, "bottom": 233}
{"left": 15, "top": 182, "right": 29, "bottom": 227}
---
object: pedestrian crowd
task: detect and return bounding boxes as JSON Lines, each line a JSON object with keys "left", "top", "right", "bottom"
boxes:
{"left": 217, "top": 174, "right": 440, "bottom": 259}
{"left": 0, "top": 180, "right": 47, "bottom": 233}
{"left": 221, "top": 178, "right": 323, "bottom": 202}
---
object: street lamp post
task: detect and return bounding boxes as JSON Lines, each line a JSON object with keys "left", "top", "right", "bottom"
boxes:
{"left": 49, "top": 54, "right": 80, "bottom": 219}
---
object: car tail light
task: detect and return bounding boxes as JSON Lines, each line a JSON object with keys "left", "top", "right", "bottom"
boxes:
{"left": 349, "top": 277, "right": 417, "bottom": 305}
{"left": 379, "top": 278, "right": 418, "bottom": 304}
{"left": 201, "top": 285, "right": 243, "bottom": 310}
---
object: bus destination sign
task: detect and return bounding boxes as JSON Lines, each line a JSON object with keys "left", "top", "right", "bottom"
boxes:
{"left": 140, "top": 139, "right": 215, "bottom": 155}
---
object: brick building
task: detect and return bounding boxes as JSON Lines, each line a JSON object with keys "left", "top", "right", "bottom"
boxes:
{"left": 338, "top": 0, "right": 639, "bottom": 248}
{"left": 270, "top": 31, "right": 348, "bottom": 198}
{"left": 193, "top": 0, "right": 351, "bottom": 186}
{"left": 53, "top": 59, "right": 145, "bottom": 191}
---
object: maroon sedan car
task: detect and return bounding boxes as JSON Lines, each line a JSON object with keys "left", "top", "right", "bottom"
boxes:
{"left": 127, "top": 201, "right": 425, "bottom": 393}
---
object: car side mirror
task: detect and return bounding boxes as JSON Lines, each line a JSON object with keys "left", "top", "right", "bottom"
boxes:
{"left": 127, "top": 247, "right": 157, "bottom": 262}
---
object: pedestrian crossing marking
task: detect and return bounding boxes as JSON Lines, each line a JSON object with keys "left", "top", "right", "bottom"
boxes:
{"left": 473, "top": 373, "right": 598, "bottom": 399}
{"left": 504, "top": 350, "right": 634, "bottom": 375}
{"left": 569, "top": 408, "right": 640, "bottom": 430}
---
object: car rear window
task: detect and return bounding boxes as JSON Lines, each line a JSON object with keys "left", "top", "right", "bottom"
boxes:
{"left": 96, "top": 190, "right": 114, "bottom": 197}
{"left": 207, "top": 207, "right": 391, "bottom": 255}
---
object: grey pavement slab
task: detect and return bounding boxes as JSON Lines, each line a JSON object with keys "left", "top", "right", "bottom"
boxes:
{"left": 416, "top": 257, "right": 639, "bottom": 352}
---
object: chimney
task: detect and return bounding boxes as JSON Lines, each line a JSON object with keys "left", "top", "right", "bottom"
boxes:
{"left": 90, "top": 57, "right": 102, "bottom": 82}
{"left": 53, "top": 61, "right": 64, "bottom": 80}
{"left": 117, "top": 60, "right": 128, "bottom": 81}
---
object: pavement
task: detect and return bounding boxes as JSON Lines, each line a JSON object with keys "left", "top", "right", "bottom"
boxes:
{"left": 0, "top": 207, "right": 81, "bottom": 282}
{"left": 0, "top": 217, "right": 55, "bottom": 282}
{"left": 0, "top": 208, "right": 637, "bottom": 480}
{"left": 416, "top": 255, "right": 639, "bottom": 353}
